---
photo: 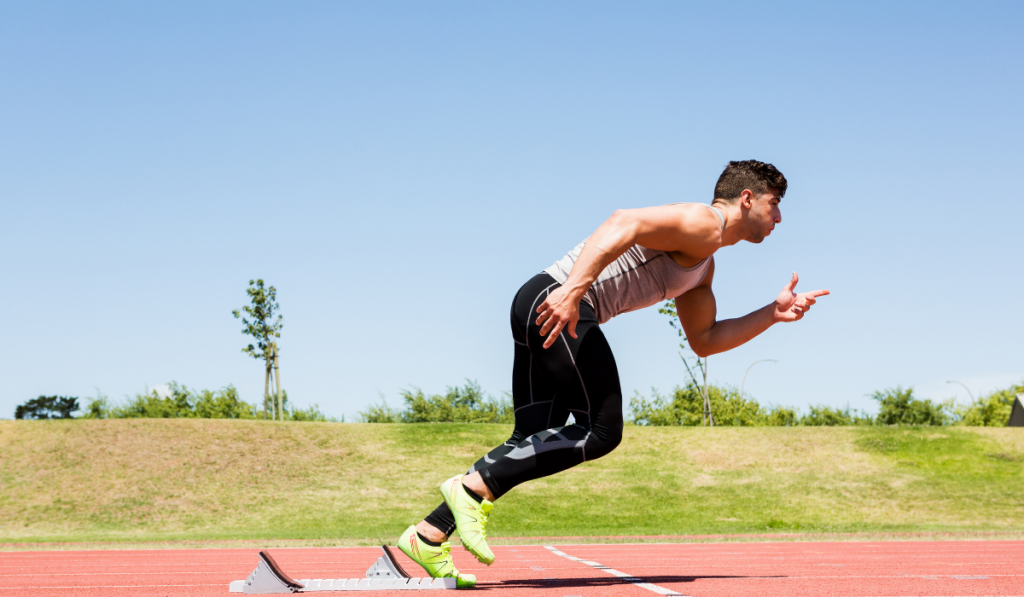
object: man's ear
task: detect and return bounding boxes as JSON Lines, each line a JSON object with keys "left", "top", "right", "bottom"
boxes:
{"left": 739, "top": 189, "right": 755, "bottom": 209}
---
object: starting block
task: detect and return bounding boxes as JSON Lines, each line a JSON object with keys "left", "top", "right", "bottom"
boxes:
{"left": 229, "top": 546, "right": 457, "bottom": 593}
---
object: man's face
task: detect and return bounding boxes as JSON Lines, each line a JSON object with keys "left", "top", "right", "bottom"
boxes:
{"left": 746, "top": 190, "right": 782, "bottom": 243}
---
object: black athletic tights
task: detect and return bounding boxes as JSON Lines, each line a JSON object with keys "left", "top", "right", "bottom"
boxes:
{"left": 423, "top": 273, "right": 623, "bottom": 536}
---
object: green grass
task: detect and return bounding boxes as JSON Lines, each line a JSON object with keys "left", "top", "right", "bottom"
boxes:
{"left": 1, "top": 420, "right": 1022, "bottom": 547}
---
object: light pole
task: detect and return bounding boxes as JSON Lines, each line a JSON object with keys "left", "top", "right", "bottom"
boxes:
{"left": 741, "top": 359, "right": 778, "bottom": 402}
{"left": 946, "top": 380, "right": 975, "bottom": 402}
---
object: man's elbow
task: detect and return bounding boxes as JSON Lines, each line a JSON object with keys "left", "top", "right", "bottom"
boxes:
{"left": 611, "top": 207, "right": 649, "bottom": 232}
{"left": 606, "top": 209, "right": 632, "bottom": 228}
{"left": 691, "top": 347, "right": 713, "bottom": 359}
{"left": 689, "top": 337, "right": 713, "bottom": 358}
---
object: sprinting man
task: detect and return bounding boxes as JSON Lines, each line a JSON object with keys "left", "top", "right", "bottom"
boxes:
{"left": 396, "top": 160, "right": 829, "bottom": 587}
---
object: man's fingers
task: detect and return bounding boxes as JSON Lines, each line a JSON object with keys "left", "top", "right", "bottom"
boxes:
{"left": 539, "top": 317, "right": 556, "bottom": 337}
{"left": 539, "top": 313, "right": 577, "bottom": 347}
{"left": 543, "top": 321, "right": 565, "bottom": 349}
{"left": 784, "top": 271, "right": 799, "bottom": 292}
{"left": 808, "top": 289, "right": 830, "bottom": 298}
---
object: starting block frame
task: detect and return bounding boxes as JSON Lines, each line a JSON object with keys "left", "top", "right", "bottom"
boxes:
{"left": 229, "top": 547, "right": 457, "bottom": 593}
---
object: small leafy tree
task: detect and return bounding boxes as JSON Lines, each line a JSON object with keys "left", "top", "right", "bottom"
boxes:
{"left": 659, "top": 300, "right": 714, "bottom": 425}
{"left": 232, "top": 279, "right": 284, "bottom": 419}
{"left": 14, "top": 396, "right": 79, "bottom": 419}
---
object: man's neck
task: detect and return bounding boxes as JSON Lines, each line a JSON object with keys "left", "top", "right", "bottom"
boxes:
{"left": 712, "top": 201, "right": 745, "bottom": 246}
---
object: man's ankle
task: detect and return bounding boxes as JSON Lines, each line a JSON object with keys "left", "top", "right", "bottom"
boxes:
{"left": 461, "top": 473, "right": 496, "bottom": 502}
{"left": 415, "top": 521, "right": 448, "bottom": 543}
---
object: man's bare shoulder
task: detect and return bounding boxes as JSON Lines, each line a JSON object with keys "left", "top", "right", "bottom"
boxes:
{"left": 672, "top": 202, "right": 724, "bottom": 237}
{"left": 638, "top": 202, "right": 720, "bottom": 257}
{"left": 622, "top": 202, "right": 722, "bottom": 257}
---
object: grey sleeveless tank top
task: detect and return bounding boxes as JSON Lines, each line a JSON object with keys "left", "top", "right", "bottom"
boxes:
{"left": 543, "top": 204, "right": 723, "bottom": 324}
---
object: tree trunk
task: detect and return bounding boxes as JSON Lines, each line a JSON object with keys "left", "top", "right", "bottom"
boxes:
{"left": 264, "top": 358, "right": 271, "bottom": 419}
{"left": 273, "top": 342, "right": 283, "bottom": 421}
{"left": 701, "top": 358, "right": 715, "bottom": 427}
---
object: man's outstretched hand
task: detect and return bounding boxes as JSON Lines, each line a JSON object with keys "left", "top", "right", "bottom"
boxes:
{"left": 536, "top": 286, "right": 581, "bottom": 349}
{"left": 773, "top": 272, "right": 829, "bottom": 322}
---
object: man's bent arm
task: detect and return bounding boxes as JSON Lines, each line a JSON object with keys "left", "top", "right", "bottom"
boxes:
{"left": 677, "top": 286, "right": 775, "bottom": 357}
{"left": 676, "top": 266, "right": 829, "bottom": 357}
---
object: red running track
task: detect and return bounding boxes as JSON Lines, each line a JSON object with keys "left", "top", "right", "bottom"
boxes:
{"left": 1, "top": 541, "right": 1021, "bottom": 597}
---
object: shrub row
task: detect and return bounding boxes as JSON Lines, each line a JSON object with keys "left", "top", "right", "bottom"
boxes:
{"left": 629, "top": 381, "right": 1023, "bottom": 427}
{"left": 17, "top": 380, "right": 1020, "bottom": 426}
{"left": 15, "top": 383, "right": 334, "bottom": 422}
{"left": 359, "top": 381, "right": 513, "bottom": 424}
{"left": 358, "top": 380, "right": 1023, "bottom": 427}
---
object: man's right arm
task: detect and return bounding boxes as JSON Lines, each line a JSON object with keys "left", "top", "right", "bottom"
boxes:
{"left": 534, "top": 204, "right": 722, "bottom": 348}
{"left": 677, "top": 268, "right": 829, "bottom": 357}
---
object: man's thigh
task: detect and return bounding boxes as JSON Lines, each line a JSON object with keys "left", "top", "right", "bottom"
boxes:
{"left": 525, "top": 318, "right": 605, "bottom": 427}
{"left": 511, "top": 342, "right": 570, "bottom": 437}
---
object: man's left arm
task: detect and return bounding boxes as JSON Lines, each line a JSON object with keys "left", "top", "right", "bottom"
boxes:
{"left": 676, "top": 262, "right": 829, "bottom": 358}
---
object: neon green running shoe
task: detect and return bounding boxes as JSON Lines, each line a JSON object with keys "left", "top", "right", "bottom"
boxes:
{"left": 396, "top": 525, "right": 476, "bottom": 589}
{"left": 440, "top": 475, "right": 495, "bottom": 565}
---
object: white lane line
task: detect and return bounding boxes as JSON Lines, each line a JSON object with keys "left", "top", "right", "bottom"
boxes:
{"left": 544, "top": 546, "right": 689, "bottom": 597}
{"left": 514, "top": 571, "right": 1022, "bottom": 581}
{"left": 0, "top": 585, "right": 222, "bottom": 590}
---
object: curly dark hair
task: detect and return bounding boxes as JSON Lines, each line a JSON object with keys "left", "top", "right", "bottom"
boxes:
{"left": 713, "top": 160, "right": 787, "bottom": 201}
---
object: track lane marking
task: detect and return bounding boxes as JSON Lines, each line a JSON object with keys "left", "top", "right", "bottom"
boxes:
{"left": 544, "top": 546, "right": 689, "bottom": 597}
{"left": 0, "top": 584, "right": 223, "bottom": 590}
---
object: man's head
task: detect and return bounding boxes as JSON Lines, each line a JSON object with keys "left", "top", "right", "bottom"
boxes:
{"left": 713, "top": 160, "right": 787, "bottom": 202}
{"left": 712, "top": 160, "right": 787, "bottom": 244}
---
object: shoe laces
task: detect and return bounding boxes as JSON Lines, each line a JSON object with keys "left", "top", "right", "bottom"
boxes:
{"left": 478, "top": 510, "right": 488, "bottom": 539}
{"left": 439, "top": 542, "right": 459, "bottom": 577}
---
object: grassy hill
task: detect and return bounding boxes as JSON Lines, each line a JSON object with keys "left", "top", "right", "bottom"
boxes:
{"left": 1, "top": 420, "right": 1022, "bottom": 546}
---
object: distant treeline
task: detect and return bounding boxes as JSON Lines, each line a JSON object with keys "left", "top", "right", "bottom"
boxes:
{"left": 629, "top": 382, "right": 1024, "bottom": 427}
{"left": 16, "top": 380, "right": 1020, "bottom": 427}
{"left": 14, "top": 383, "right": 335, "bottom": 422}
{"left": 358, "top": 380, "right": 1022, "bottom": 427}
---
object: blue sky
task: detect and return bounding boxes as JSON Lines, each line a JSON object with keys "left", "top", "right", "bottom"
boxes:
{"left": 3, "top": 1, "right": 1022, "bottom": 420}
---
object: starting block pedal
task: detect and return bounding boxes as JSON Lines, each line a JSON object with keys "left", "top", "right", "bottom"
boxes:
{"left": 229, "top": 546, "right": 457, "bottom": 593}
